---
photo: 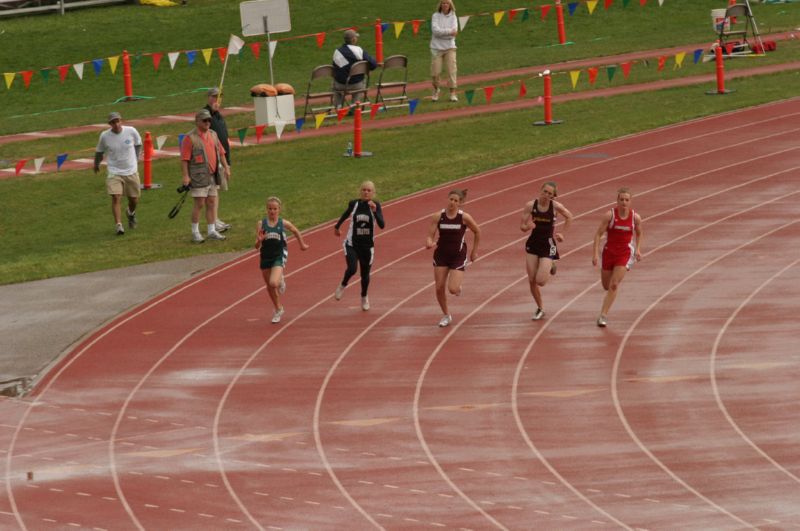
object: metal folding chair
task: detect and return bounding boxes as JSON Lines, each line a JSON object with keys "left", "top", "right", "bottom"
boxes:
{"left": 374, "top": 55, "right": 409, "bottom": 110}
{"left": 303, "top": 64, "right": 335, "bottom": 119}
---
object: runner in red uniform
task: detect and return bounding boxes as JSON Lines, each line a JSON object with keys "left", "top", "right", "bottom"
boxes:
{"left": 425, "top": 189, "right": 481, "bottom": 327}
{"left": 520, "top": 181, "right": 573, "bottom": 321}
{"left": 592, "top": 187, "right": 643, "bottom": 327}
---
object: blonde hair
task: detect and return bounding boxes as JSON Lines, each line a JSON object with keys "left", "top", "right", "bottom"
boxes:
{"left": 266, "top": 196, "right": 282, "bottom": 208}
{"left": 617, "top": 187, "right": 631, "bottom": 198}
{"left": 437, "top": 0, "right": 455, "bottom": 13}
{"left": 448, "top": 188, "right": 468, "bottom": 202}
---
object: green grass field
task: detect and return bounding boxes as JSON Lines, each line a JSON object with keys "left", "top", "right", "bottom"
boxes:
{"left": 0, "top": 0, "right": 798, "bottom": 285}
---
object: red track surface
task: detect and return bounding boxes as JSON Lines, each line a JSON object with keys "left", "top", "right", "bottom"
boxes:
{"left": 2, "top": 98, "right": 799, "bottom": 530}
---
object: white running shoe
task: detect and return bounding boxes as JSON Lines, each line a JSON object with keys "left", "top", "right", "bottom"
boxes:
{"left": 532, "top": 308, "right": 545, "bottom": 321}
{"left": 597, "top": 315, "right": 607, "bottom": 327}
{"left": 115, "top": 223, "right": 125, "bottom": 235}
{"left": 334, "top": 284, "right": 345, "bottom": 300}
{"left": 271, "top": 307, "right": 284, "bottom": 324}
{"left": 279, "top": 275, "right": 286, "bottom": 295}
{"left": 431, "top": 88, "right": 440, "bottom": 102}
{"left": 215, "top": 220, "right": 231, "bottom": 232}
{"left": 438, "top": 314, "right": 452, "bottom": 328}
{"left": 191, "top": 232, "right": 205, "bottom": 243}
{"left": 206, "top": 230, "right": 226, "bottom": 241}
{"left": 361, "top": 296, "right": 370, "bottom": 311}
{"left": 449, "top": 92, "right": 458, "bottom": 102}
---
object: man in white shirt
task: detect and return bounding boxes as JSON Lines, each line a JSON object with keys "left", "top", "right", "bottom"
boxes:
{"left": 94, "top": 112, "right": 143, "bottom": 235}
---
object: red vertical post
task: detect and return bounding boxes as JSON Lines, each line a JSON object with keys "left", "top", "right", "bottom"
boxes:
{"left": 555, "top": 0, "right": 567, "bottom": 45}
{"left": 706, "top": 43, "right": 734, "bottom": 95}
{"left": 143, "top": 131, "right": 153, "bottom": 189}
{"left": 374, "top": 19, "right": 384, "bottom": 64}
{"left": 353, "top": 103, "right": 363, "bottom": 157}
{"left": 533, "top": 70, "right": 563, "bottom": 126}
{"left": 122, "top": 49, "right": 134, "bottom": 101}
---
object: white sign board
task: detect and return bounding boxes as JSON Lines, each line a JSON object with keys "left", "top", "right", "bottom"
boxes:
{"left": 240, "top": 0, "right": 291, "bottom": 37}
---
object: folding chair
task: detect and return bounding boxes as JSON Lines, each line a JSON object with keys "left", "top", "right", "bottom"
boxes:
{"left": 340, "top": 60, "right": 371, "bottom": 106}
{"left": 303, "top": 64, "right": 335, "bottom": 119}
{"left": 374, "top": 55, "right": 409, "bottom": 110}
{"left": 718, "top": 1, "right": 765, "bottom": 57}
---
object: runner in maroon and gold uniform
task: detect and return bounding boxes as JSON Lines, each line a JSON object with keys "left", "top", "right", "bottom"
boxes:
{"left": 592, "top": 187, "right": 643, "bottom": 327}
{"left": 425, "top": 189, "right": 481, "bottom": 327}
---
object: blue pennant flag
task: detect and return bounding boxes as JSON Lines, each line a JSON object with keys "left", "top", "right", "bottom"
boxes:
{"left": 568, "top": 2, "right": 579, "bottom": 15}
{"left": 295, "top": 117, "right": 305, "bottom": 133}
{"left": 186, "top": 50, "right": 197, "bottom": 66}
{"left": 693, "top": 49, "right": 704, "bottom": 64}
{"left": 56, "top": 153, "right": 68, "bottom": 170}
{"left": 178, "top": 134, "right": 186, "bottom": 147}
{"left": 381, "top": 23, "right": 390, "bottom": 33}
{"left": 92, "top": 59, "right": 103, "bottom": 76}
{"left": 408, "top": 98, "right": 419, "bottom": 115}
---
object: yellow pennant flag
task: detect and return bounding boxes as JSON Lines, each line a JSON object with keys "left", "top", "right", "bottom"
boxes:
{"left": 570, "top": 70, "right": 581, "bottom": 89}
{"left": 674, "top": 51, "right": 686, "bottom": 69}
{"left": 394, "top": 22, "right": 405, "bottom": 39}
{"left": 587, "top": 0, "right": 598, "bottom": 14}
{"left": 4, "top": 72, "right": 15, "bottom": 90}
{"left": 202, "top": 48, "right": 213, "bottom": 65}
{"left": 108, "top": 55, "right": 120, "bottom": 74}
{"left": 493, "top": 11, "right": 505, "bottom": 26}
{"left": 314, "top": 113, "right": 326, "bottom": 129}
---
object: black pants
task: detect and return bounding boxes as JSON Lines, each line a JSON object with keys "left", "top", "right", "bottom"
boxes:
{"left": 341, "top": 244, "right": 373, "bottom": 297}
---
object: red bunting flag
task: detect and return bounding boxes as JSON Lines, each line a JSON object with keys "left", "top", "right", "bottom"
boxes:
{"left": 519, "top": 80, "right": 527, "bottom": 98}
{"left": 316, "top": 33, "right": 326, "bottom": 49}
{"left": 640, "top": 0, "right": 646, "bottom": 5}
{"left": 412, "top": 20, "right": 421, "bottom": 35}
{"left": 605, "top": 0, "right": 613, "bottom": 8}
{"left": 541, "top": 5, "right": 552, "bottom": 20}
{"left": 21, "top": 70, "right": 33, "bottom": 89}
{"left": 250, "top": 42, "right": 261, "bottom": 60}
{"left": 508, "top": 8, "right": 519, "bottom": 22}
{"left": 621, "top": 62, "right": 632, "bottom": 78}
{"left": 483, "top": 86, "right": 495, "bottom": 104}
{"left": 725, "top": 43, "right": 735, "bottom": 55}
{"left": 370, "top": 102, "right": 381, "bottom": 119}
{"left": 58, "top": 65, "right": 70, "bottom": 83}
{"left": 255, "top": 124, "right": 266, "bottom": 143}
{"left": 657, "top": 56, "right": 667, "bottom": 71}
{"left": 15, "top": 159, "right": 28, "bottom": 176}
{"left": 337, "top": 107, "right": 348, "bottom": 122}
{"left": 216, "top": 47, "right": 227, "bottom": 63}
{"left": 152, "top": 53, "right": 163, "bottom": 71}
{"left": 588, "top": 67, "right": 599, "bottom": 84}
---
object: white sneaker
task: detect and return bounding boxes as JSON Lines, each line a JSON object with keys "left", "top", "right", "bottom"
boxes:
{"left": 271, "top": 307, "right": 284, "bottom": 324}
{"left": 438, "top": 314, "right": 452, "bottom": 328}
{"left": 361, "top": 296, "right": 370, "bottom": 311}
{"left": 279, "top": 275, "right": 286, "bottom": 295}
{"left": 215, "top": 220, "right": 231, "bottom": 232}
{"left": 449, "top": 92, "right": 458, "bottom": 102}
{"left": 597, "top": 315, "right": 607, "bottom": 327}
{"left": 532, "top": 308, "right": 545, "bottom": 321}
{"left": 115, "top": 223, "right": 125, "bottom": 235}
{"left": 191, "top": 232, "right": 205, "bottom": 243}
{"left": 334, "top": 284, "right": 345, "bottom": 300}
{"left": 206, "top": 230, "right": 226, "bottom": 241}
{"left": 431, "top": 88, "right": 440, "bottom": 102}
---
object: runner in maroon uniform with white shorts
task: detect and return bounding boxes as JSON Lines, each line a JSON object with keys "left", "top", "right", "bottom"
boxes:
{"left": 426, "top": 189, "right": 481, "bottom": 327}
{"left": 592, "top": 187, "right": 643, "bottom": 327}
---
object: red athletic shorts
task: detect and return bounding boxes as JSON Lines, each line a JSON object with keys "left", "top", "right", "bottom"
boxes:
{"left": 602, "top": 243, "right": 635, "bottom": 271}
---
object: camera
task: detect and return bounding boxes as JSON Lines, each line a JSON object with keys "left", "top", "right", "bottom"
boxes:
{"left": 177, "top": 183, "right": 192, "bottom": 193}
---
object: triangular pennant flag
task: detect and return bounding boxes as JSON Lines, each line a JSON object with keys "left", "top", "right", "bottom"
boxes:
{"left": 458, "top": 15, "right": 470, "bottom": 30}
{"left": 216, "top": 47, "right": 227, "bottom": 63}
{"left": 186, "top": 50, "right": 197, "bottom": 65}
{"left": 249, "top": 42, "right": 261, "bottom": 60}
{"left": 156, "top": 135, "right": 168, "bottom": 151}
{"left": 657, "top": 56, "right": 667, "bottom": 71}
{"left": 255, "top": 124, "right": 266, "bottom": 142}
{"left": 621, "top": 62, "right": 632, "bottom": 78}
{"left": 370, "top": 102, "right": 381, "bottom": 119}
{"left": 92, "top": 59, "right": 103, "bottom": 76}
{"left": 15, "top": 159, "right": 28, "bottom": 176}
{"left": 493, "top": 11, "right": 505, "bottom": 26}
{"left": 237, "top": 127, "right": 247, "bottom": 145}
{"left": 227, "top": 34, "right": 245, "bottom": 55}
{"left": 607, "top": 65, "right": 617, "bottom": 82}
{"left": 268, "top": 41, "right": 277, "bottom": 59}
{"left": 394, "top": 21, "right": 405, "bottom": 38}
{"left": 72, "top": 63, "right": 84, "bottom": 80}
{"left": 408, "top": 98, "right": 419, "bottom": 115}
{"left": 427, "top": 19, "right": 432, "bottom": 32}
{"left": 693, "top": 48, "right": 703, "bottom": 64}
{"left": 541, "top": 5, "right": 552, "bottom": 20}
{"left": 587, "top": 67, "right": 599, "bottom": 84}
{"left": 58, "top": 65, "right": 70, "bottom": 83}
{"left": 568, "top": 2, "right": 579, "bottom": 15}
{"left": 379, "top": 22, "right": 388, "bottom": 34}
{"left": 178, "top": 134, "right": 185, "bottom": 147}
{"left": 314, "top": 113, "right": 326, "bottom": 129}
{"left": 570, "top": 70, "right": 581, "bottom": 89}
{"left": 604, "top": 0, "right": 613, "bottom": 9}
{"left": 3, "top": 72, "right": 14, "bottom": 90}
{"left": 508, "top": 8, "right": 519, "bottom": 22}
{"left": 274, "top": 121, "right": 285, "bottom": 140}
{"left": 336, "top": 108, "right": 348, "bottom": 122}
{"left": 168, "top": 52, "right": 180, "bottom": 70}
{"left": 34, "top": 157, "right": 45, "bottom": 173}
{"left": 152, "top": 53, "right": 163, "bottom": 71}
{"left": 725, "top": 43, "right": 735, "bottom": 55}
{"left": 108, "top": 55, "right": 119, "bottom": 74}
{"left": 295, "top": 118, "right": 305, "bottom": 133}
{"left": 640, "top": 0, "right": 647, "bottom": 5}
{"left": 519, "top": 80, "right": 527, "bottom": 98}
{"left": 316, "top": 32, "right": 326, "bottom": 49}
{"left": 674, "top": 51, "right": 686, "bottom": 69}
{"left": 40, "top": 68, "right": 51, "bottom": 83}
{"left": 56, "top": 153, "right": 68, "bottom": 170}
{"left": 21, "top": 70, "right": 33, "bottom": 89}
{"left": 522, "top": 8, "right": 530, "bottom": 21}
{"left": 412, "top": 20, "right": 421, "bottom": 35}
{"left": 587, "top": 0, "right": 599, "bottom": 14}
{"left": 133, "top": 54, "right": 143, "bottom": 67}
{"left": 464, "top": 89, "right": 475, "bottom": 105}
{"left": 202, "top": 48, "right": 213, "bottom": 65}
{"left": 623, "top": 0, "right": 631, "bottom": 5}
{"left": 658, "top": 0, "right": 664, "bottom": 5}
{"left": 483, "top": 86, "right": 495, "bottom": 104}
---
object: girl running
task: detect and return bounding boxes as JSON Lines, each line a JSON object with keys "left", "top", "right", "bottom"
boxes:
{"left": 426, "top": 188, "right": 480, "bottom": 327}
{"left": 255, "top": 197, "right": 309, "bottom": 324}
{"left": 520, "top": 181, "right": 573, "bottom": 320}
{"left": 333, "top": 181, "right": 386, "bottom": 311}
{"left": 592, "top": 187, "right": 643, "bottom": 327}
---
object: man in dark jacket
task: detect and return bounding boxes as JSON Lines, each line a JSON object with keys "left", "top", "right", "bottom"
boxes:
{"left": 204, "top": 87, "right": 232, "bottom": 232}
{"left": 332, "top": 29, "right": 378, "bottom": 108}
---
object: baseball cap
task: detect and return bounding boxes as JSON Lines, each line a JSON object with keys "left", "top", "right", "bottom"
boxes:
{"left": 195, "top": 109, "right": 212, "bottom": 121}
{"left": 207, "top": 87, "right": 220, "bottom": 97}
{"left": 107, "top": 111, "right": 122, "bottom": 123}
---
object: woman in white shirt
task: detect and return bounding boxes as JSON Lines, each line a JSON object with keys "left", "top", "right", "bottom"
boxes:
{"left": 430, "top": 0, "right": 458, "bottom": 102}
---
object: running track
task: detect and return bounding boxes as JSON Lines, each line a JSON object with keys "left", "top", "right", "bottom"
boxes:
{"left": 2, "top": 98, "right": 799, "bottom": 530}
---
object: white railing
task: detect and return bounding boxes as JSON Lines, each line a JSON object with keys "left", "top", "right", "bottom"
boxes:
{"left": 0, "top": 0, "right": 132, "bottom": 17}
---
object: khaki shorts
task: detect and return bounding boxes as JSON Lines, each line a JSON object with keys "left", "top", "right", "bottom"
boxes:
{"left": 190, "top": 184, "right": 218, "bottom": 198}
{"left": 106, "top": 173, "right": 141, "bottom": 197}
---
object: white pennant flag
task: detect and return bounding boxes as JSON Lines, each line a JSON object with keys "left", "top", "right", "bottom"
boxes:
{"left": 34, "top": 157, "right": 45, "bottom": 173}
{"left": 274, "top": 121, "right": 285, "bottom": 140}
{"left": 269, "top": 41, "right": 278, "bottom": 59}
{"left": 168, "top": 52, "right": 180, "bottom": 70}
{"left": 156, "top": 135, "right": 168, "bottom": 151}
{"left": 227, "top": 34, "right": 245, "bottom": 55}
{"left": 458, "top": 16, "right": 470, "bottom": 30}
{"left": 73, "top": 63, "right": 84, "bottom": 80}
{"left": 658, "top": 0, "right": 664, "bottom": 4}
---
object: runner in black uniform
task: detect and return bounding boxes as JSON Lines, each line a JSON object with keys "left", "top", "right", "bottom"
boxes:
{"left": 520, "top": 181, "right": 572, "bottom": 320}
{"left": 255, "top": 197, "right": 309, "bottom": 323}
{"left": 426, "top": 189, "right": 481, "bottom": 327}
{"left": 334, "top": 181, "right": 385, "bottom": 311}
